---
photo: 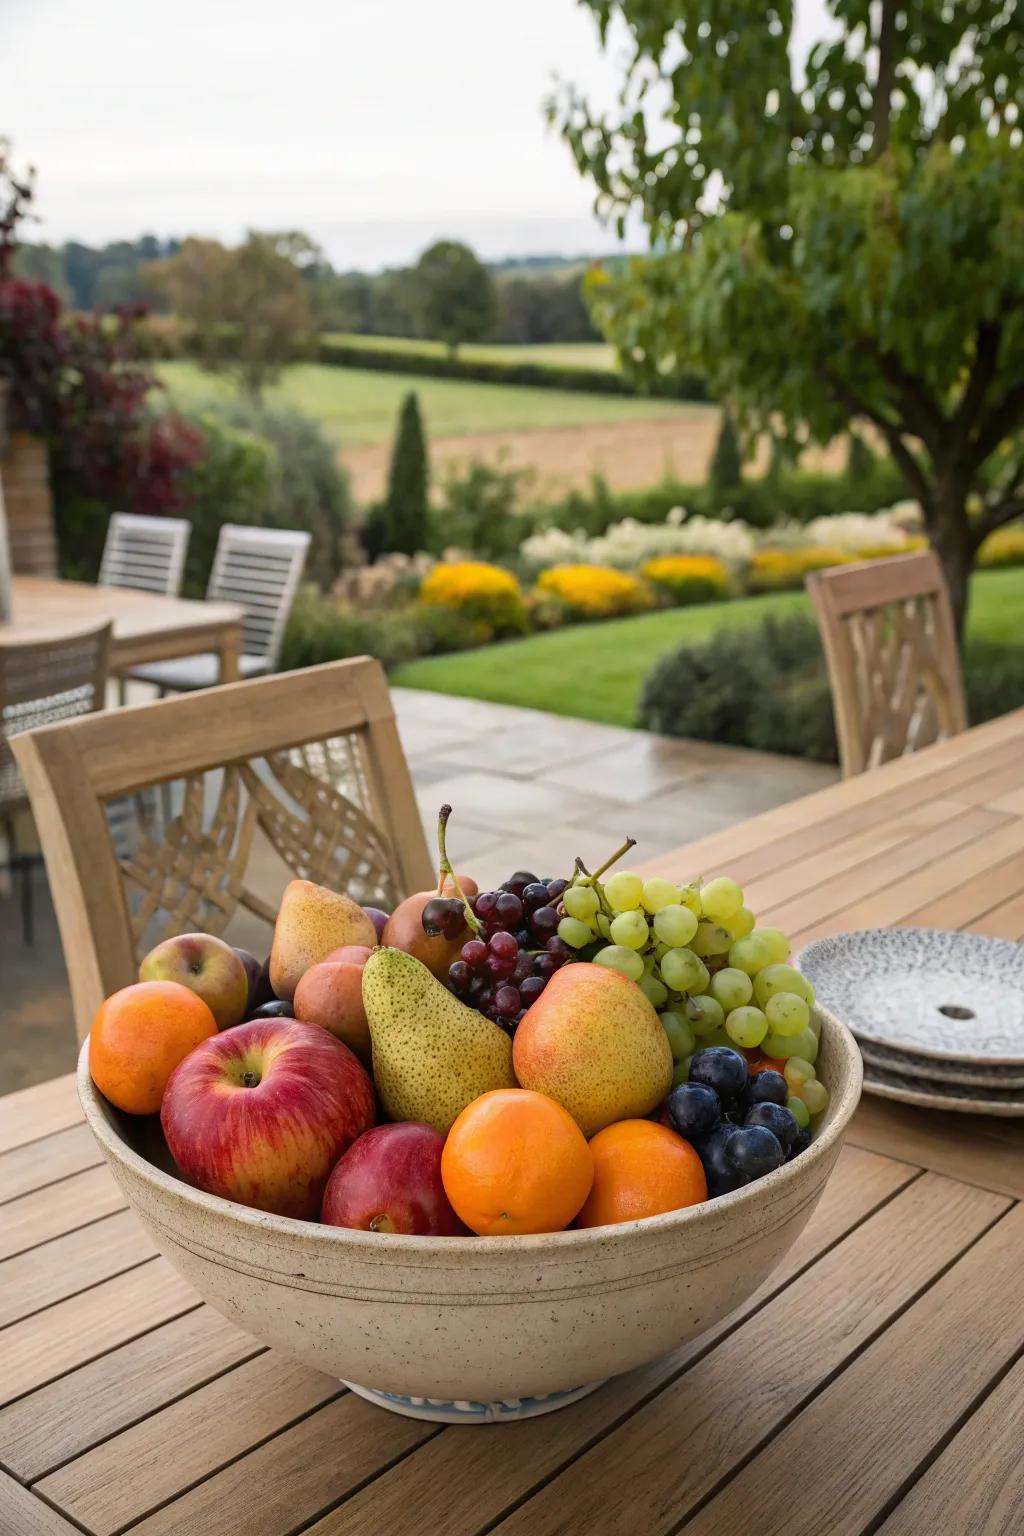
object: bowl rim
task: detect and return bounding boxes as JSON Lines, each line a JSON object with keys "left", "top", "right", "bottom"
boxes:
{"left": 77, "top": 1012, "right": 863, "bottom": 1256}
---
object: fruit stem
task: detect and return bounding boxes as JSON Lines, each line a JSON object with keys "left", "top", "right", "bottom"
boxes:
{"left": 591, "top": 836, "right": 637, "bottom": 882}
{"left": 436, "top": 805, "right": 484, "bottom": 938}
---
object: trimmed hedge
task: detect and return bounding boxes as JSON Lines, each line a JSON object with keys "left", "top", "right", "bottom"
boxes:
{"left": 317, "top": 335, "right": 708, "bottom": 401}
{"left": 638, "top": 613, "right": 1024, "bottom": 764}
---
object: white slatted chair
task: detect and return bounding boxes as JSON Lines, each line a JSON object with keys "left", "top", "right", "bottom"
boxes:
{"left": 99, "top": 513, "right": 191, "bottom": 596}
{"left": 125, "top": 524, "right": 310, "bottom": 692}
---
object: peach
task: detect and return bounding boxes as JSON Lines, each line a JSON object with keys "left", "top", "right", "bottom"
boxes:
{"left": 293, "top": 960, "right": 371, "bottom": 1064}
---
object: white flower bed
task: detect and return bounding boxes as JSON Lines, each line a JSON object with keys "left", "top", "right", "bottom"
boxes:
{"left": 520, "top": 505, "right": 913, "bottom": 575}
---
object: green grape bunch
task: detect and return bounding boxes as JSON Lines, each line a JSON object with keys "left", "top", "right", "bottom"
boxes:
{"left": 556, "top": 861, "right": 829, "bottom": 1125}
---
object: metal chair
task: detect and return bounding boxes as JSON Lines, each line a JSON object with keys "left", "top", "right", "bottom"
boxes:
{"left": 807, "top": 550, "right": 967, "bottom": 778}
{"left": 123, "top": 524, "right": 310, "bottom": 692}
{"left": 12, "top": 657, "right": 433, "bottom": 1036}
{"left": 99, "top": 512, "right": 191, "bottom": 597}
{"left": 0, "top": 623, "right": 111, "bottom": 943}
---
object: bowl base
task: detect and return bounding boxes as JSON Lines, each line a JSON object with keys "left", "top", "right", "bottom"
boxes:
{"left": 342, "top": 1378, "right": 604, "bottom": 1423}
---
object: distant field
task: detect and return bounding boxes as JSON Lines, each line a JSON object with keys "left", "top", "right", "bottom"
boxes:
{"left": 323, "top": 335, "right": 621, "bottom": 372}
{"left": 157, "top": 360, "right": 697, "bottom": 449}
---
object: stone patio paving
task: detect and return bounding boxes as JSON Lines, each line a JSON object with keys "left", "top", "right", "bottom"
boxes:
{"left": 0, "top": 688, "right": 837, "bottom": 1093}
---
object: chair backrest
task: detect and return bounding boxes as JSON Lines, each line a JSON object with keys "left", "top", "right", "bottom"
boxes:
{"left": 208, "top": 525, "right": 311, "bottom": 667}
{"left": 99, "top": 513, "right": 191, "bottom": 597}
{"left": 807, "top": 550, "right": 966, "bottom": 778}
{"left": 0, "top": 623, "right": 111, "bottom": 809}
{"left": 12, "top": 658, "right": 434, "bottom": 1037}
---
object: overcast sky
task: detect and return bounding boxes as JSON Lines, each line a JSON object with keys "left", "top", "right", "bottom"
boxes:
{"left": 3, "top": 0, "right": 832, "bottom": 270}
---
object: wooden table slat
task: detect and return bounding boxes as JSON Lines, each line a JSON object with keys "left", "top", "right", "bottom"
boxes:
{"left": 0, "top": 1307, "right": 262, "bottom": 1482}
{"left": 0, "top": 1074, "right": 80, "bottom": 1156}
{"left": 681, "top": 1203, "right": 1024, "bottom": 1536}
{"left": 0, "top": 1208, "right": 154, "bottom": 1329}
{"left": 0, "top": 1257, "right": 198, "bottom": 1409}
{"left": 0, "top": 1164, "right": 125, "bottom": 1263}
{"left": 0, "top": 1122, "right": 102, "bottom": 1206}
{"left": 0, "top": 1471, "right": 82, "bottom": 1536}
{"left": 966, "top": 887, "right": 1024, "bottom": 941}
{"left": 846, "top": 1096, "right": 1024, "bottom": 1198}
{"left": 877, "top": 1351, "right": 1024, "bottom": 1534}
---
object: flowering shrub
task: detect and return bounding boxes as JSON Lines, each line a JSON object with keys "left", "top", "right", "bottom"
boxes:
{"left": 535, "top": 564, "right": 652, "bottom": 621}
{"left": 420, "top": 561, "right": 528, "bottom": 638}
{"left": 521, "top": 513, "right": 755, "bottom": 575}
{"left": 767, "top": 511, "right": 917, "bottom": 554}
{"left": 747, "top": 547, "right": 854, "bottom": 592}
{"left": 978, "top": 525, "right": 1024, "bottom": 568}
{"left": 642, "top": 554, "right": 732, "bottom": 605}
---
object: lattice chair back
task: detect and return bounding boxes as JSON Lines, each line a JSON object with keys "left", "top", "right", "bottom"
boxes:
{"left": 0, "top": 624, "right": 111, "bottom": 812}
{"left": 208, "top": 525, "right": 311, "bottom": 668}
{"left": 99, "top": 512, "right": 191, "bottom": 596}
{"left": 807, "top": 550, "right": 967, "bottom": 778}
{"left": 12, "top": 658, "right": 434, "bottom": 1038}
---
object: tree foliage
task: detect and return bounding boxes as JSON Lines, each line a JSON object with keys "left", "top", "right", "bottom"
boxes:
{"left": 410, "top": 240, "right": 496, "bottom": 355}
{"left": 146, "top": 232, "right": 312, "bottom": 397}
{"left": 364, "top": 392, "right": 430, "bottom": 558}
{"left": 556, "top": 0, "right": 1024, "bottom": 631}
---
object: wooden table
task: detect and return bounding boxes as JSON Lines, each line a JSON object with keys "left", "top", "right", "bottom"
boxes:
{"left": 3, "top": 576, "right": 244, "bottom": 682}
{"left": 3, "top": 713, "right": 1024, "bottom": 1536}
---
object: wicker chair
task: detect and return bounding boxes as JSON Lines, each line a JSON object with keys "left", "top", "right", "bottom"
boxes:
{"left": 99, "top": 512, "right": 191, "bottom": 597}
{"left": 12, "top": 657, "right": 433, "bottom": 1036}
{"left": 124, "top": 525, "right": 310, "bottom": 692}
{"left": 1, "top": 623, "right": 111, "bottom": 942}
{"left": 807, "top": 550, "right": 967, "bottom": 778}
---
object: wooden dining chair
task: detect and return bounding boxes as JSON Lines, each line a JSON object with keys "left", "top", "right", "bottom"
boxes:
{"left": 1, "top": 622, "right": 111, "bottom": 943}
{"left": 806, "top": 549, "right": 967, "bottom": 778}
{"left": 124, "top": 524, "right": 311, "bottom": 693}
{"left": 12, "top": 657, "right": 434, "bottom": 1038}
{"left": 99, "top": 512, "right": 191, "bottom": 597}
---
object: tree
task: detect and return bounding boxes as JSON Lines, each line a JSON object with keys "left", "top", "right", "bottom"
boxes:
{"left": 146, "top": 232, "right": 312, "bottom": 398}
{"left": 364, "top": 393, "right": 429, "bottom": 557}
{"left": 411, "top": 240, "right": 496, "bottom": 355}
{"left": 709, "top": 411, "right": 742, "bottom": 492}
{"left": 847, "top": 433, "right": 875, "bottom": 484}
{"left": 555, "top": 1, "right": 1024, "bottom": 635}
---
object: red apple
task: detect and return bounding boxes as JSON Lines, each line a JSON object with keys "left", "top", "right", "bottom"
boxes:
{"left": 161, "top": 1019, "right": 375, "bottom": 1219}
{"left": 293, "top": 959, "right": 371, "bottom": 1063}
{"left": 140, "top": 932, "right": 248, "bottom": 1030}
{"left": 322, "top": 1122, "right": 467, "bottom": 1235}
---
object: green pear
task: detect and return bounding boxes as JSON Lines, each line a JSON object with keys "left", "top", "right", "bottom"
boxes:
{"left": 362, "top": 948, "right": 516, "bottom": 1134}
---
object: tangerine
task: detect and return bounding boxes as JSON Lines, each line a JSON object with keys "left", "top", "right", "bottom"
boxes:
{"left": 575, "top": 1119, "right": 707, "bottom": 1228}
{"left": 441, "top": 1088, "right": 593, "bottom": 1236}
{"left": 90, "top": 981, "right": 218, "bottom": 1114}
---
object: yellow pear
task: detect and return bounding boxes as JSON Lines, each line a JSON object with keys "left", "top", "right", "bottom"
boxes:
{"left": 270, "top": 880, "right": 377, "bottom": 1001}
{"left": 362, "top": 948, "right": 515, "bottom": 1134}
{"left": 513, "top": 963, "right": 672, "bottom": 1136}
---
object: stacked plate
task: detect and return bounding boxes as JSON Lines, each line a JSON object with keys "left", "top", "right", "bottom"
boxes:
{"left": 796, "top": 928, "right": 1024, "bottom": 1117}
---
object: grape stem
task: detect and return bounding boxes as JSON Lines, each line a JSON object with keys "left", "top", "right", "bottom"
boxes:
{"left": 574, "top": 836, "right": 636, "bottom": 917}
{"left": 436, "top": 805, "right": 484, "bottom": 938}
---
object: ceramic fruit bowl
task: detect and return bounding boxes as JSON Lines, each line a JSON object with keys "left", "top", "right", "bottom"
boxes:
{"left": 77, "top": 1012, "right": 861, "bottom": 1422}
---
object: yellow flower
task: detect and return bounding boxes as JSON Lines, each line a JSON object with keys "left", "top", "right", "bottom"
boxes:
{"left": 420, "top": 561, "right": 527, "bottom": 637}
{"left": 642, "top": 554, "right": 731, "bottom": 604}
{"left": 978, "top": 526, "right": 1024, "bottom": 568}
{"left": 535, "top": 564, "right": 652, "bottom": 619}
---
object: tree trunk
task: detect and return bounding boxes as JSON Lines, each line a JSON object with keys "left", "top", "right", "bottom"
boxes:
{"left": 871, "top": 0, "right": 899, "bottom": 156}
{"left": 925, "top": 486, "right": 973, "bottom": 643}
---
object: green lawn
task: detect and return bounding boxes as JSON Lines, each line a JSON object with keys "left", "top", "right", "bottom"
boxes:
{"left": 393, "top": 569, "right": 1024, "bottom": 729}
{"left": 325, "top": 335, "right": 620, "bottom": 372}
{"left": 157, "top": 358, "right": 687, "bottom": 449}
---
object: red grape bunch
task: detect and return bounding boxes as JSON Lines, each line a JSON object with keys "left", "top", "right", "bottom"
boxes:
{"left": 442, "top": 871, "right": 572, "bottom": 1033}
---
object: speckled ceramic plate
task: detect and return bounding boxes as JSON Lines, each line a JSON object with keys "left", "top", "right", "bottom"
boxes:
{"left": 858, "top": 1038, "right": 1024, "bottom": 1090}
{"left": 860, "top": 1060, "right": 1024, "bottom": 1117}
{"left": 797, "top": 928, "right": 1024, "bottom": 1067}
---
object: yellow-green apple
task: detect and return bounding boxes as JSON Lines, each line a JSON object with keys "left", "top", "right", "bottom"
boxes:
{"left": 140, "top": 933, "right": 248, "bottom": 1030}
{"left": 321, "top": 1122, "right": 467, "bottom": 1235}
{"left": 269, "top": 880, "right": 378, "bottom": 1001}
{"left": 293, "top": 959, "right": 371, "bottom": 1064}
{"left": 161, "top": 1018, "right": 375, "bottom": 1219}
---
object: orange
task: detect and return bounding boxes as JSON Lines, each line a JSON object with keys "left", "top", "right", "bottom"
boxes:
{"left": 575, "top": 1119, "right": 707, "bottom": 1229}
{"left": 441, "top": 1089, "right": 593, "bottom": 1236}
{"left": 747, "top": 1052, "right": 787, "bottom": 1077}
{"left": 90, "top": 980, "right": 218, "bottom": 1114}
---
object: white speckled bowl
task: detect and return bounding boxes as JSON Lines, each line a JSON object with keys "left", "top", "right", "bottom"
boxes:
{"left": 77, "top": 1014, "right": 861, "bottom": 1422}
